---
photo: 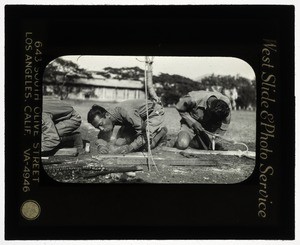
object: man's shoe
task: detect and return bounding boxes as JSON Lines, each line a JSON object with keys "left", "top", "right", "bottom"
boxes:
{"left": 215, "top": 143, "right": 226, "bottom": 151}
{"left": 151, "top": 126, "right": 168, "bottom": 149}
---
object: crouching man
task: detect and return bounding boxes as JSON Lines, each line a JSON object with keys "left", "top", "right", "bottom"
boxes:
{"left": 42, "top": 96, "right": 83, "bottom": 154}
{"left": 87, "top": 99, "right": 168, "bottom": 154}
{"left": 175, "top": 90, "right": 231, "bottom": 150}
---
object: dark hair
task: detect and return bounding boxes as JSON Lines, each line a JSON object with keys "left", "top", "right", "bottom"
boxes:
{"left": 209, "top": 99, "right": 230, "bottom": 121}
{"left": 87, "top": 105, "right": 108, "bottom": 123}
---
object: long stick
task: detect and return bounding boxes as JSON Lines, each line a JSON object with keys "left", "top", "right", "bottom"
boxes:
{"left": 161, "top": 147, "right": 256, "bottom": 159}
{"left": 195, "top": 135, "right": 208, "bottom": 150}
{"left": 83, "top": 166, "right": 143, "bottom": 179}
{"left": 144, "top": 57, "right": 151, "bottom": 171}
{"left": 144, "top": 56, "right": 159, "bottom": 172}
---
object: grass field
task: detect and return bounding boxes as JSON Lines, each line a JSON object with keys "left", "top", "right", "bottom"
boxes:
{"left": 67, "top": 99, "right": 256, "bottom": 148}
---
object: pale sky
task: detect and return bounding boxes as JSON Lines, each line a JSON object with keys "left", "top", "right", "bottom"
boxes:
{"left": 62, "top": 55, "right": 256, "bottom": 81}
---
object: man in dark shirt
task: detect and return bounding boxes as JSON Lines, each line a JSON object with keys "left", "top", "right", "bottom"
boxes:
{"left": 87, "top": 99, "right": 167, "bottom": 154}
{"left": 42, "top": 96, "right": 82, "bottom": 153}
{"left": 175, "top": 90, "right": 231, "bottom": 150}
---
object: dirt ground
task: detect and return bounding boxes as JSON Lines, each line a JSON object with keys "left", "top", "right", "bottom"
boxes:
{"left": 42, "top": 99, "right": 256, "bottom": 184}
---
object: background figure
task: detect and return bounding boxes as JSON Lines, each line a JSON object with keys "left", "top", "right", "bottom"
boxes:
{"left": 175, "top": 90, "right": 231, "bottom": 150}
{"left": 87, "top": 99, "right": 168, "bottom": 154}
{"left": 42, "top": 96, "right": 82, "bottom": 153}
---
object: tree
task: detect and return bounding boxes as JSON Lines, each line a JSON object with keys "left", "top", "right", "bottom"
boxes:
{"left": 43, "top": 57, "right": 93, "bottom": 99}
{"left": 200, "top": 74, "right": 256, "bottom": 109}
{"left": 43, "top": 57, "right": 93, "bottom": 81}
{"left": 153, "top": 73, "right": 205, "bottom": 105}
{"left": 233, "top": 76, "right": 255, "bottom": 109}
{"left": 103, "top": 66, "right": 145, "bottom": 81}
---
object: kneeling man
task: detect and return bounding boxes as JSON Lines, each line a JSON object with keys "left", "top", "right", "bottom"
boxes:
{"left": 42, "top": 96, "right": 82, "bottom": 154}
{"left": 175, "top": 90, "right": 231, "bottom": 150}
{"left": 87, "top": 99, "right": 167, "bottom": 154}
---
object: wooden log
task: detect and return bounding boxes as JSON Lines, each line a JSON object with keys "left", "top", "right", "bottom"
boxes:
{"left": 166, "top": 159, "right": 218, "bottom": 166}
{"left": 92, "top": 152, "right": 164, "bottom": 159}
{"left": 43, "top": 157, "right": 218, "bottom": 168}
{"left": 83, "top": 166, "right": 144, "bottom": 178}
{"left": 42, "top": 161, "right": 66, "bottom": 165}
{"left": 161, "top": 147, "right": 256, "bottom": 159}
{"left": 111, "top": 158, "right": 217, "bottom": 166}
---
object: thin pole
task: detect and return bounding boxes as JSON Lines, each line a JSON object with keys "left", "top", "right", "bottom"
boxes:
{"left": 144, "top": 56, "right": 159, "bottom": 171}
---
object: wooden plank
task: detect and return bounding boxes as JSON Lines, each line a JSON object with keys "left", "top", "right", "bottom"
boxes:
{"left": 161, "top": 147, "right": 256, "bottom": 159}
{"left": 54, "top": 148, "right": 78, "bottom": 156}
{"left": 166, "top": 159, "right": 218, "bottom": 166}
{"left": 92, "top": 152, "right": 161, "bottom": 159}
{"left": 43, "top": 157, "right": 218, "bottom": 169}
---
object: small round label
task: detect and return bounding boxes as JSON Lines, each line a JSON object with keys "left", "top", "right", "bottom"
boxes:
{"left": 21, "top": 200, "right": 41, "bottom": 220}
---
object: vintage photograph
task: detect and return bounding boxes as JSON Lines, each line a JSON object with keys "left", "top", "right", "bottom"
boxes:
{"left": 5, "top": 4, "right": 294, "bottom": 240}
{"left": 41, "top": 55, "right": 256, "bottom": 183}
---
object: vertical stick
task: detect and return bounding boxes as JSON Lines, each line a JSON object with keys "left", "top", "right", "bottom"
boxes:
{"left": 144, "top": 57, "right": 151, "bottom": 171}
{"left": 212, "top": 136, "right": 215, "bottom": 151}
{"left": 144, "top": 56, "right": 159, "bottom": 172}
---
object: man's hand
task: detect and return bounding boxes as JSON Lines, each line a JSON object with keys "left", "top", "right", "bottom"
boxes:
{"left": 192, "top": 121, "right": 204, "bottom": 134}
{"left": 97, "top": 145, "right": 109, "bottom": 154}
{"left": 119, "top": 145, "right": 133, "bottom": 154}
{"left": 96, "top": 139, "right": 109, "bottom": 154}
{"left": 110, "top": 144, "right": 134, "bottom": 154}
{"left": 95, "top": 139, "right": 108, "bottom": 147}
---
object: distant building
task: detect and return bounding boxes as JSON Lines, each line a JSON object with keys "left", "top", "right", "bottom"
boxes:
{"left": 43, "top": 74, "right": 146, "bottom": 102}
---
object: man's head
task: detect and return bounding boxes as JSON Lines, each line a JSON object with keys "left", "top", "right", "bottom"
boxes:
{"left": 87, "top": 105, "right": 114, "bottom": 132}
{"left": 207, "top": 99, "right": 230, "bottom": 122}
